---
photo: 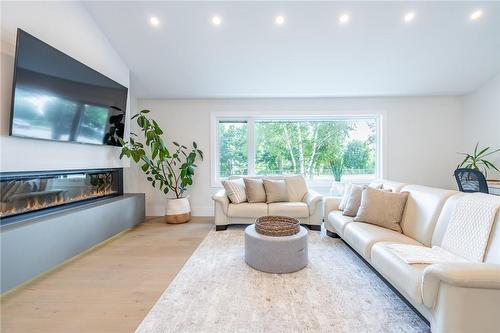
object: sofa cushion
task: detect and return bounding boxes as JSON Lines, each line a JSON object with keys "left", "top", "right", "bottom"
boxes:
{"left": 244, "top": 178, "right": 267, "bottom": 203}
{"left": 285, "top": 175, "right": 308, "bottom": 202}
{"left": 371, "top": 242, "right": 429, "bottom": 305}
{"left": 343, "top": 185, "right": 364, "bottom": 217}
{"left": 228, "top": 203, "right": 267, "bottom": 218}
{"left": 222, "top": 178, "right": 247, "bottom": 204}
{"left": 263, "top": 179, "right": 289, "bottom": 203}
{"left": 354, "top": 187, "right": 409, "bottom": 232}
{"left": 343, "top": 222, "right": 422, "bottom": 260}
{"left": 327, "top": 210, "right": 354, "bottom": 237}
{"left": 399, "top": 185, "right": 457, "bottom": 247}
{"left": 268, "top": 202, "right": 309, "bottom": 218}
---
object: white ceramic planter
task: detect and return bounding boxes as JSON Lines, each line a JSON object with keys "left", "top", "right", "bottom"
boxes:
{"left": 165, "top": 196, "right": 191, "bottom": 224}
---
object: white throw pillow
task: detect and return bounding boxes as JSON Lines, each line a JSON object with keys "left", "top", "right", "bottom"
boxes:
{"left": 285, "top": 175, "right": 308, "bottom": 202}
{"left": 222, "top": 178, "right": 247, "bottom": 204}
{"left": 339, "top": 183, "right": 352, "bottom": 211}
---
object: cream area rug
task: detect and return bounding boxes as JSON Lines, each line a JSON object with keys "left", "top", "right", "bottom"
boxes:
{"left": 136, "top": 228, "right": 429, "bottom": 333}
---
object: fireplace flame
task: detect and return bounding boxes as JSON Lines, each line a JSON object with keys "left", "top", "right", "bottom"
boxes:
{"left": 0, "top": 188, "right": 117, "bottom": 219}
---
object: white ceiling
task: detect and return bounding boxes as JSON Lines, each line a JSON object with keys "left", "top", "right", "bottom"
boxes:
{"left": 83, "top": 1, "right": 500, "bottom": 99}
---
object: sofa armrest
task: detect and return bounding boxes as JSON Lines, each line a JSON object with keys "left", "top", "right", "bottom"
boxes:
{"left": 422, "top": 263, "right": 500, "bottom": 308}
{"left": 212, "top": 190, "right": 229, "bottom": 214}
{"left": 323, "top": 196, "right": 342, "bottom": 217}
{"left": 302, "top": 190, "right": 323, "bottom": 216}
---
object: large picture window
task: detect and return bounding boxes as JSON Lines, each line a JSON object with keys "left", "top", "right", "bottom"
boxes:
{"left": 212, "top": 114, "right": 382, "bottom": 186}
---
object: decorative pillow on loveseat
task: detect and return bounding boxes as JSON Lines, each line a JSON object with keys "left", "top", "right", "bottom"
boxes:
{"left": 285, "top": 175, "right": 308, "bottom": 202}
{"left": 263, "top": 179, "right": 289, "bottom": 203}
{"left": 222, "top": 178, "right": 247, "bottom": 204}
{"left": 354, "top": 187, "right": 409, "bottom": 232}
{"left": 244, "top": 178, "right": 267, "bottom": 203}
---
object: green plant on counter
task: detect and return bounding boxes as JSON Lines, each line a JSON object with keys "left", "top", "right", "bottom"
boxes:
{"left": 457, "top": 142, "right": 500, "bottom": 177}
{"left": 119, "top": 109, "right": 203, "bottom": 199}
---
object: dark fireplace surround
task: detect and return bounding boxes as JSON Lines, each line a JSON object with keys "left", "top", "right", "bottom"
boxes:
{"left": 0, "top": 168, "right": 123, "bottom": 225}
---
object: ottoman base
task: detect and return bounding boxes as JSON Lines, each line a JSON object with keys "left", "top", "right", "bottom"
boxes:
{"left": 244, "top": 224, "right": 308, "bottom": 274}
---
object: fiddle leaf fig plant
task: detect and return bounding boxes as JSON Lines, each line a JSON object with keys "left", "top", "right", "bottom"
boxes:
{"left": 119, "top": 109, "right": 203, "bottom": 199}
{"left": 457, "top": 142, "right": 500, "bottom": 178}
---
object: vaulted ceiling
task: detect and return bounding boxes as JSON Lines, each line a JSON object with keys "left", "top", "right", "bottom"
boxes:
{"left": 84, "top": 1, "right": 500, "bottom": 98}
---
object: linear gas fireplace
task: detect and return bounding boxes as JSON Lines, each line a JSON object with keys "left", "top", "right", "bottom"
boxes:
{"left": 0, "top": 168, "right": 123, "bottom": 225}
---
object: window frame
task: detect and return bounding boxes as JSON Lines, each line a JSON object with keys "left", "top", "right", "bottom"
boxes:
{"left": 210, "top": 111, "right": 385, "bottom": 188}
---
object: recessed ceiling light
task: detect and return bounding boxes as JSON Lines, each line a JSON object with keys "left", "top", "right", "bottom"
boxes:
{"left": 149, "top": 16, "right": 160, "bottom": 27}
{"left": 275, "top": 15, "right": 285, "bottom": 26}
{"left": 339, "top": 13, "right": 350, "bottom": 24}
{"left": 212, "top": 16, "right": 222, "bottom": 26}
{"left": 470, "top": 9, "right": 483, "bottom": 21}
{"left": 403, "top": 11, "right": 416, "bottom": 23}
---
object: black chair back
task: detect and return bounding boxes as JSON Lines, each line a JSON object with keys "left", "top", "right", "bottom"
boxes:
{"left": 454, "top": 168, "right": 489, "bottom": 194}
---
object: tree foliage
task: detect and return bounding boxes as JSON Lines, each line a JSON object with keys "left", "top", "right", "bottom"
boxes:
{"left": 219, "top": 120, "right": 376, "bottom": 179}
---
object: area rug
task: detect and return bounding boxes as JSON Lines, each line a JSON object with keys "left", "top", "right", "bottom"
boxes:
{"left": 136, "top": 228, "right": 429, "bottom": 333}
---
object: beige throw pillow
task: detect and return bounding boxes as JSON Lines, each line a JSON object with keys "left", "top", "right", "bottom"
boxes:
{"left": 263, "top": 179, "right": 289, "bottom": 203}
{"left": 285, "top": 175, "right": 308, "bottom": 202}
{"left": 342, "top": 185, "right": 364, "bottom": 217}
{"left": 354, "top": 187, "right": 409, "bottom": 232}
{"left": 244, "top": 178, "right": 266, "bottom": 203}
{"left": 222, "top": 178, "right": 247, "bottom": 204}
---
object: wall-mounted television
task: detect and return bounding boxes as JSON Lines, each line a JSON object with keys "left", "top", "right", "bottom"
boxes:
{"left": 9, "top": 29, "right": 128, "bottom": 146}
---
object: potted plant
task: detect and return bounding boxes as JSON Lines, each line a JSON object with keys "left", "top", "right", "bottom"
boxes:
{"left": 119, "top": 109, "right": 203, "bottom": 224}
{"left": 457, "top": 142, "right": 499, "bottom": 178}
{"left": 329, "top": 156, "right": 345, "bottom": 196}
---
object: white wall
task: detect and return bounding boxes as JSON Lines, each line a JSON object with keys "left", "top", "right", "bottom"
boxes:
{"left": 0, "top": 1, "right": 130, "bottom": 172}
{"left": 125, "top": 97, "right": 463, "bottom": 216}
{"left": 462, "top": 74, "right": 500, "bottom": 180}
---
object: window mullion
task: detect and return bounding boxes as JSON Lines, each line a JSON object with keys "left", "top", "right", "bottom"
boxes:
{"left": 247, "top": 118, "right": 256, "bottom": 176}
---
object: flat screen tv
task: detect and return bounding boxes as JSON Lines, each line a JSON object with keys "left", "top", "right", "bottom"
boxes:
{"left": 9, "top": 29, "right": 128, "bottom": 146}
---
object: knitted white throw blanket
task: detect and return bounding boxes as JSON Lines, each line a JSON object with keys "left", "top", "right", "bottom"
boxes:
{"left": 441, "top": 193, "right": 500, "bottom": 262}
{"left": 384, "top": 244, "right": 467, "bottom": 264}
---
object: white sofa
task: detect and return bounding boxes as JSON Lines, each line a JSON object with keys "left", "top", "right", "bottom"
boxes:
{"left": 324, "top": 180, "right": 500, "bottom": 333}
{"left": 213, "top": 176, "right": 323, "bottom": 231}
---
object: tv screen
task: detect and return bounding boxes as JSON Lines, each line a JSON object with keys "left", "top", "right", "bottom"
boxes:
{"left": 9, "top": 29, "right": 128, "bottom": 146}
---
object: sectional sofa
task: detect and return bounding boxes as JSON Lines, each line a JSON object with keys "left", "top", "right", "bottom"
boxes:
{"left": 324, "top": 180, "right": 500, "bottom": 333}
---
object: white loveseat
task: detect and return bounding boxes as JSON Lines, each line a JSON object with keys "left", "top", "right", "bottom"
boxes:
{"left": 324, "top": 180, "right": 500, "bottom": 333}
{"left": 213, "top": 176, "right": 323, "bottom": 231}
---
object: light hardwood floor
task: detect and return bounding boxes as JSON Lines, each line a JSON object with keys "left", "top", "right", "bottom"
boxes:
{"left": 1, "top": 216, "right": 214, "bottom": 333}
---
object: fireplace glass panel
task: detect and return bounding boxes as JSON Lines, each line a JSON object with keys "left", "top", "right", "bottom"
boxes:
{"left": 0, "top": 169, "right": 121, "bottom": 220}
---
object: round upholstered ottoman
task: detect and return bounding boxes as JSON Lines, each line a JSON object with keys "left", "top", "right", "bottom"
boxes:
{"left": 244, "top": 224, "right": 308, "bottom": 273}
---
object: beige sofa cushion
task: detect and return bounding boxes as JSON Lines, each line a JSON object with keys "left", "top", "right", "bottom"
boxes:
{"left": 268, "top": 202, "right": 309, "bottom": 218}
{"left": 371, "top": 242, "right": 428, "bottom": 305}
{"left": 327, "top": 210, "right": 354, "bottom": 237}
{"left": 244, "top": 178, "right": 266, "bottom": 203}
{"left": 343, "top": 185, "right": 364, "bottom": 217}
{"left": 354, "top": 187, "right": 409, "bottom": 232}
{"left": 343, "top": 222, "right": 422, "bottom": 260}
{"left": 222, "top": 178, "right": 247, "bottom": 204}
{"left": 285, "top": 175, "right": 308, "bottom": 202}
{"left": 263, "top": 179, "right": 289, "bottom": 203}
{"left": 227, "top": 203, "right": 267, "bottom": 218}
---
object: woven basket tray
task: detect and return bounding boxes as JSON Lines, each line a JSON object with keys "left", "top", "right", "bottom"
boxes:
{"left": 255, "top": 216, "right": 300, "bottom": 237}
